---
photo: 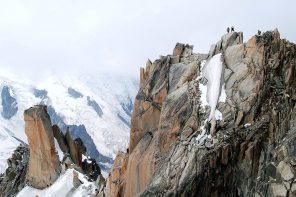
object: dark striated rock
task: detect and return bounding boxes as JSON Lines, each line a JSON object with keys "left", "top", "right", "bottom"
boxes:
{"left": 61, "top": 129, "right": 102, "bottom": 182}
{"left": 87, "top": 96, "right": 103, "bottom": 117}
{"left": 117, "top": 113, "right": 131, "bottom": 127}
{"left": 1, "top": 86, "right": 18, "bottom": 119}
{"left": 32, "top": 88, "right": 48, "bottom": 99}
{"left": 82, "top": 158, "right": 101, "bottom": 181}
{"left": 0, "top": 144, "right": 29, "bottom": 197}
{"left": 120, "top": 97, "right": 133, "bottom": 117}
{"left": 68, "top": 87, "right": 83, "bottom": 98}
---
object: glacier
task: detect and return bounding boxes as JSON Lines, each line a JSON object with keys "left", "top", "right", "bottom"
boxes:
{"left": 0, "top": 70, "right": 138, "bottom": 174}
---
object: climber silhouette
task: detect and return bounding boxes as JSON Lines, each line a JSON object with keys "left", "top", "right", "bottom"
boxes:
{"left": 258, "top": 30, "right": 261, "bottom": 36}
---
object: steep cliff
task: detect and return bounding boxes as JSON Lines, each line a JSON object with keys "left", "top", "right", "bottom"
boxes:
{"left": 102, "top": 29, "right": 296, "bottom": 197}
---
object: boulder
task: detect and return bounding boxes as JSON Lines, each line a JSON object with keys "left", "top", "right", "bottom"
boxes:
{"left": 267, "top": 183, "right": 287, "bottom": 197}
{"left": 24, "top": 105, "right": 61, "bottom": 189}
{"left": 277, "top": 160, "right": 295, "bottom": 181}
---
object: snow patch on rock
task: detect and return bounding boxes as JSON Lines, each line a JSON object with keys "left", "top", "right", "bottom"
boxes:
{"left": 54, "top": 138, "right": 64, "bottom": 161}
{"left": 202, "top": 53, "right": 224, "bottom": 121}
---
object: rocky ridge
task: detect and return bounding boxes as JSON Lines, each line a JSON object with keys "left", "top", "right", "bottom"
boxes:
{"left": 0, "top": 105, "right": 104, "bottom": 196}
{"left": 100, "top": 29, "right": 296, "bottom": 197}
{"left": 0, "top": 144, "right": 29, "bottom": 197}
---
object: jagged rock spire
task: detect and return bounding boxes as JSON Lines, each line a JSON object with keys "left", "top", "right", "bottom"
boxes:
{"left": 24, "top": 105, "right": 61, "bottom": 189}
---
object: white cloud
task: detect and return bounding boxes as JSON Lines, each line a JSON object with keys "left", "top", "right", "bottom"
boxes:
{"left": 0, "top": 0, "right": 295, "bottom": 80}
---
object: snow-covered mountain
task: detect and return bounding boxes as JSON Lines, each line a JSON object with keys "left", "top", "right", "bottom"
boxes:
{"left": 0, "top": 70, "right": 138, "bottom": 173}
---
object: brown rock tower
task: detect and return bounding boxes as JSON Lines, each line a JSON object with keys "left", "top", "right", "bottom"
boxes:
{"left": 24, "top": 105, "right": 61, "bottom": 189}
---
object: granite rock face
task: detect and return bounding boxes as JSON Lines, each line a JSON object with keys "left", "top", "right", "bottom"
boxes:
{"left": 24, "top": 105, "right": 61, "bottom": 189}
{"left": 100, "top": 29, "right": 296, "bottom": 197}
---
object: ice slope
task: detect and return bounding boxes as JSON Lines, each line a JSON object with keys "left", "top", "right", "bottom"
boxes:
{"left": 17, "top": 169, "right": 97, "bottom": 197}
{"left": 0, "top": 70, "right": 138, "bottom": 173}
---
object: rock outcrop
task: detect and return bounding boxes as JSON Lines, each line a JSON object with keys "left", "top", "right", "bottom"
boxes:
{"left": 53, "top": 120, "right": 102, "bottom": 181}
{"left": 0, "top": 104, "right": 103, "bottom": 196}
{"left": 65, "top": 127, "right": 82, "bottom": 167}
{"left": 101, "top": 29, "right": 296, "bottom": 197}
{"left": 82, "top": 158, "right": 101, "bottom": 181}
{"left": 0, "top": 144, "right": 29, "bottom": 197}
{"left": 52, "top": 124, "right": 68, "bottom": 153}
{"left": 53, "top": 124, "right": 101, "bottom": 181}
{"left": 24, "top": 105, "right": 61, "bottom": 189}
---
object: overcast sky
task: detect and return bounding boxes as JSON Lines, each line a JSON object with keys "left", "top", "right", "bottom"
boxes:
{"left": 0, "top": 0, "right": 295, "bottom": 80}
